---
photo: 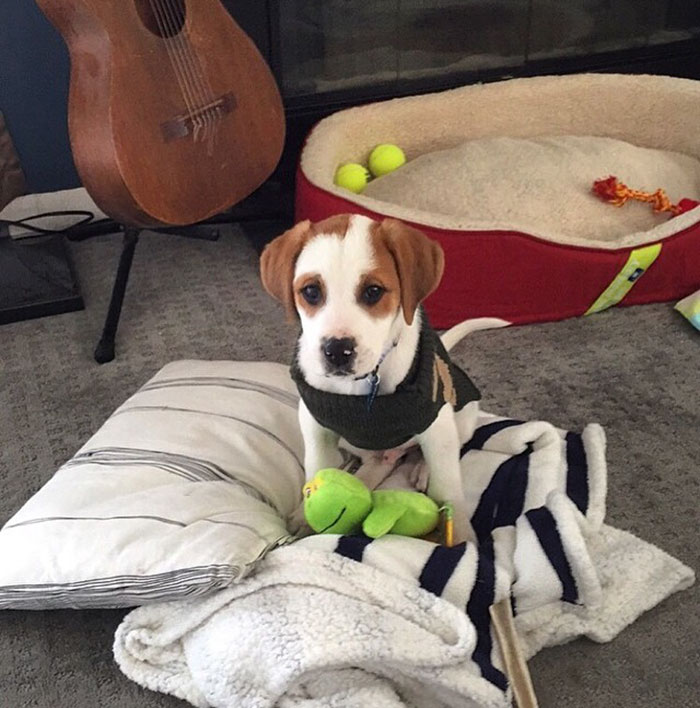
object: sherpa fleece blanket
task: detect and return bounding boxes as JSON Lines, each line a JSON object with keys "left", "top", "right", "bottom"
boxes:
{"left": 362, "top": 135, "right": 700, "bottom": 244}
{"left": 114, "top": 415, "right": 694, "bottom": 708}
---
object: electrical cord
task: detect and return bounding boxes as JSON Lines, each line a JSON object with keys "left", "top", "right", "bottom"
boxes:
{"left": 0, "top": 204, "right": 280, "bottom": 243}
{"left": 0, "top": 209, "right": 114, "bottom": 236}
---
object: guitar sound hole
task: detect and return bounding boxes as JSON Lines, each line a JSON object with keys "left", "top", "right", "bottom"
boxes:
{"left": 135, "top": 0, "right": 186, "bottom": 38}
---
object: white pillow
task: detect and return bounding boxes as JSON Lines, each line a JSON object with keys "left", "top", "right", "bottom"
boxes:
{"left": 0, "top": 361, "right": 301, "bottom": 609}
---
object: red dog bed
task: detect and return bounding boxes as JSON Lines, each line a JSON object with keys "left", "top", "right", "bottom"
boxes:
{"left": 295, "top": 74, "right": 700, "bottom": 328}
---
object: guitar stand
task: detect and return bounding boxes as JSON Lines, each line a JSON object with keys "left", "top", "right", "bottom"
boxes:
{"left": 66, "top": 221, "right": 226, "bottom": 364}
{"left": 93, "top": 227, "right": 140, "bottom": 364}
{"left": 72, "top": 189, "right": 289, "bottom": 363}
{"left": 49, "top": 181, "right": 291, "bottom": 363}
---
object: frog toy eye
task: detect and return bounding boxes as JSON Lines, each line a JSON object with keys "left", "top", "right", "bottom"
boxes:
{"left": 303, "top": 480, "right": 319, "bottom": 498}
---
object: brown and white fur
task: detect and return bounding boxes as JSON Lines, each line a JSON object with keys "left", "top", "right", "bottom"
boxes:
{"left": 260, "top": 213, "right": 506, "bottom": 544}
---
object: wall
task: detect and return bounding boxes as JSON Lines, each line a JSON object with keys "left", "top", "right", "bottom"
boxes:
{"left": 0, "top": 1, "right": 78, "bottom": 193}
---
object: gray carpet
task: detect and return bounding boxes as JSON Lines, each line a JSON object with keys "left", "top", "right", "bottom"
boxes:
{"left": 0, "top": 226, "right": 697, "bottom": 707}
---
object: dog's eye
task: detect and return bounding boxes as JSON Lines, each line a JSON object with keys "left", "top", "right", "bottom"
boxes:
{"left": 362, "top": 285, "right": 384, "bottom": 305}
{"left": 301, "top": 284, "right": 322, "bottom": 305}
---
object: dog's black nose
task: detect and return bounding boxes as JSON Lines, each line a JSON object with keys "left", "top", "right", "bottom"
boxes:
{"left": 322, "top": 337, "right": 356, "bottom": 371}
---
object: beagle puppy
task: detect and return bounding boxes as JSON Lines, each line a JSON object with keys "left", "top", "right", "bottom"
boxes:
{"left": 260, "top": 214, "right": 483, "bottom": 543}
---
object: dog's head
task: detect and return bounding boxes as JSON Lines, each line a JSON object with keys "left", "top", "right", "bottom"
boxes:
{"left": 260, "top": 214, "right": 444, "bottom": 380}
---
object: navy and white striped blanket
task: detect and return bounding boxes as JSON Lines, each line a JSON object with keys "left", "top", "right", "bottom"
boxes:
{"left": 114, "top": 414, "right": 693, "bottom": 708}
{"left": 298, "top": 415, "right": 607, "bottom": 695}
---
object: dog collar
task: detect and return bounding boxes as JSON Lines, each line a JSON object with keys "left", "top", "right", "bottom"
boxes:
{"left": 354, "top": 337, "right": 399, "bottom": 411}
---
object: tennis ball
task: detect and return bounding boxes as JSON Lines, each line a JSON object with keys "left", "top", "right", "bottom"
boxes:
{"left": 334, "top": 163, "right": 370, "bottom": 193}
{"left": 368, "top": 144, "right": 406, "bottom": 177}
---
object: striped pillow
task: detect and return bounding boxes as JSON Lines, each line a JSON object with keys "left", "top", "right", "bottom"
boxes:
{"left": 0, "top": 361, "right": 301, "bottom": 609}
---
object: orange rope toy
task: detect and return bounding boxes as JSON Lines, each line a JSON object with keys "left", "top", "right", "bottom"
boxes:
{"left": 592, "top": 176, "right": 699, "bottom": 217}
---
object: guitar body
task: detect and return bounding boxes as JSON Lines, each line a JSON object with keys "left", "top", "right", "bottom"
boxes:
{"left": 36, "top": 0, "right": 285, "bottom": 226}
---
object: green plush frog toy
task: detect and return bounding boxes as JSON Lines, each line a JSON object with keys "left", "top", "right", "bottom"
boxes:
{"left": 303, "top": 467, "right": 441, "bottom": 539}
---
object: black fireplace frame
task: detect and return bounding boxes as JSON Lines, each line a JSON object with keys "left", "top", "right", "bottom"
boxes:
{"left": 226, "top": 1, "right": 700, "bottom": 192}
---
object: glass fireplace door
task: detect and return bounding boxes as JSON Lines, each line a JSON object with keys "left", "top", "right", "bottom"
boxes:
{"left": 273, "top": 0, "right": 700, "bottom": 102}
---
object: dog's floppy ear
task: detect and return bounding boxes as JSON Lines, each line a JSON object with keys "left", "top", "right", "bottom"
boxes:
{"left": 378, "top": 218, "right": 444, "bottom": 325}
{"left": 260, "top": 220, "right": 312, "bottom": 321}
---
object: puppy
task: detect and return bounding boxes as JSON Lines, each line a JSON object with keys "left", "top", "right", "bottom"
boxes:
{"left": 261, "top": 214, "right": 483, "bottom": 543}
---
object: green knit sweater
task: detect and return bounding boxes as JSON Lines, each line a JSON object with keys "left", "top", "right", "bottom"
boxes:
{"left": 291, "top": 320, "right": 480, "bottom": 451}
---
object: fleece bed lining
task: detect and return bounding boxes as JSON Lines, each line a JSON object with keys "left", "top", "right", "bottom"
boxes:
{"left": 300, "top": 73, "right": 700, "bottom": 250}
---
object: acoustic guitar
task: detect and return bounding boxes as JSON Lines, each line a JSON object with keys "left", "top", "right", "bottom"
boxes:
{"left": 36, "top": 0, "right": 285, "bottom": 227}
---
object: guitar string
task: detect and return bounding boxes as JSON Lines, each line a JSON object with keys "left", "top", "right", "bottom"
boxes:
{"left": 152, "top": 0, "right": 208, "bottom": 141}
{"left": 159, "top": 0, "right": 212, "bottom": 143}
{"left": 146, "top": 0, "right": 190, "bottom": 111}
{"left": 147, "top": 0, "right": 196, "bottom": 117}
{"left": 160, "top": 0, "right": 215, "bottom": 142}
{"left": 154, "top": 0, "right": 206, "bottom": 141}
{"left": 147, "top": 0, "right": 202, "bottom": 138}
{"left": 166, "top": 0, "right": 220, "bottom": 146}
{"left": 168, "top": 0, "right": 221, "bottom": 146}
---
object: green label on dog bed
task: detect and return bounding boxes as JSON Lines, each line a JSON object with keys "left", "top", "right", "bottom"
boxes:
{"left": 585, "top": 243, "right": 662, "bottom": 316}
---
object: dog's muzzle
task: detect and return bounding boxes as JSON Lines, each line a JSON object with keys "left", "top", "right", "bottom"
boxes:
{"left": 322, "top": 337, "right": 356, "bottom": 374}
